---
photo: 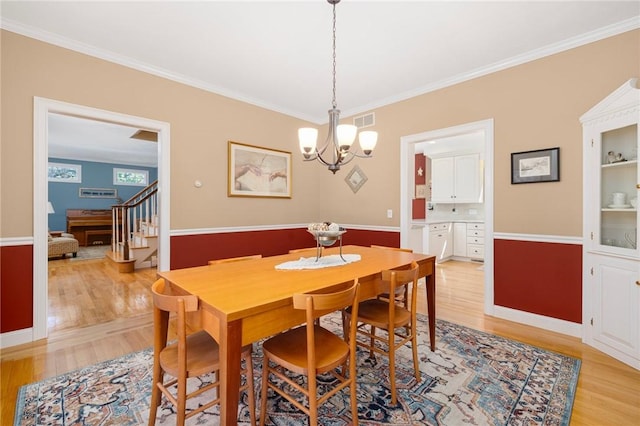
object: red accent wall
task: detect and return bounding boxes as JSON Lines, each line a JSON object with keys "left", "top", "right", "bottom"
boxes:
{"left": 413, "top": 153, "right": 426, "bottom": 219}
{"left": 494, "top": 239, "right": 582, "bottom": 323}
{"left": 412, "top": 199, "right": 426, "bottom": 219}
{"left": 170, "top": 227, "right": 400, "bottom": 270}
{"left": 1, "top": 245, "right": 34, "bottom": 333}
{"left": 415, "top": 154, "right": 426, "bottom": 185}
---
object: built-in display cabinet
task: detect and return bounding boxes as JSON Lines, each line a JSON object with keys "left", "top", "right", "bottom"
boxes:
{"left": 581, "top": 78, "right": 640, "bottom": 369}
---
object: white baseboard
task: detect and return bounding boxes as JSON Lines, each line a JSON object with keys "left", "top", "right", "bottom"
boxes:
{"left": 0, "top": 328, "right": 34, "bottom": 349}
{"left": 493, "top": 305, "right": 582, "bottom": 338}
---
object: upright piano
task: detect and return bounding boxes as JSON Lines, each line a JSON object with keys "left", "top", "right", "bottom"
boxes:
{"left": 66, "top": 209, "right": 114, "bottom": 246}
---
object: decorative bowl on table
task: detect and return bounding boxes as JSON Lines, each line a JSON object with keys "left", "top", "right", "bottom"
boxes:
{"left": 307, "top": 222, "right": 347, "bottom": 246}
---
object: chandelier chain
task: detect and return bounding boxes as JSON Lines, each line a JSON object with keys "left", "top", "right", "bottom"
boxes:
{"left": 332, "top": 2, "right": 337, "bottom": 109}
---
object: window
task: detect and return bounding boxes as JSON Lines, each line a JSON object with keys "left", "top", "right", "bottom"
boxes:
{"left": 113, "top": 168, "right": 149, "bottom": 186}
{"left": 48, "top": 162, "right": 82, "bottom": 183}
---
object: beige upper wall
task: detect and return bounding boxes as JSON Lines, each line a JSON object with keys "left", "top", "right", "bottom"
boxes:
{"left": 331, "top": 29, "right": 639, "bottom": 236}
{"left": 1, "top": 29, "right": 639, "bottom": 238}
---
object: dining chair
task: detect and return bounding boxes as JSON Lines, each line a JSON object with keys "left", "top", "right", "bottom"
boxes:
{"left": 208, "top": 254, "right": 262, "bottom": 265}
{"left": 259, "top": 280, "right": 361, "bottom": 426}
{"left": 370, "top": 245, "right": 414, "bottom": 307}
{"left": 148, "top": 278, "right": 256, "bottom": 426}
{"left": 343, "top": 261, "right": 420, "bottom": 405}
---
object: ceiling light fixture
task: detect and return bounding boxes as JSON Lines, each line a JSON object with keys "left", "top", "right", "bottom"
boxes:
{"left": 298, "top": 0, "right": 378, "bottom": 174}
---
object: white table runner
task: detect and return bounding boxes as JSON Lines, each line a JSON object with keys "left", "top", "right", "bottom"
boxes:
{"left": 275, "top": 254, "right": 361, "bottom": 270}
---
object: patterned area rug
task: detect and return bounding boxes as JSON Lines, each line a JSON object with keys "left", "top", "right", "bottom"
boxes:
{"left": 71, "top": 245, "right": 110, "bottom": 261}
{"left": 14, "top": 313, "right": 580, "bottom": 425}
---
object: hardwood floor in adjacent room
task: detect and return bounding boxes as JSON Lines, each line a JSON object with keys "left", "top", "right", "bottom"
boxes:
{"left": 2, "top": 259, "right": 639, "bottom": 424}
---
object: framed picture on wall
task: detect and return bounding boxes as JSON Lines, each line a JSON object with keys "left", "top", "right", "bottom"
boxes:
{"left": 48, "top": 162, "right": 82, "bottom": 183}
{"left": 228, "top": 141, "right": 291, "bottom": 198}
{"left": 79, "top": 188, "right": 118, "bottom": 198}
{"left": 511, "top": 147, "right": 560, "bottom": 184}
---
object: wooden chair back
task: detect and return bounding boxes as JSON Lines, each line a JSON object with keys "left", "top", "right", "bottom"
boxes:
{"left": 380, "top": 261, "right": 419, "bottom": 325}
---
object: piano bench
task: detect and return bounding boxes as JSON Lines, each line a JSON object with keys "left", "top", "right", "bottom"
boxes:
{"left": 85, "top": 230, "right": 112, "bottom": 246}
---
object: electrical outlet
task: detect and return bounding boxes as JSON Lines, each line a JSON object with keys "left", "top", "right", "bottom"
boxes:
{"left": 387, "top": 209, "right": 393, "bottom": 218}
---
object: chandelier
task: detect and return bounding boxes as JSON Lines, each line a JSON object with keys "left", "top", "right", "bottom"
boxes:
{"left": 298, "top": 0, "right": 378, "bottom": 174}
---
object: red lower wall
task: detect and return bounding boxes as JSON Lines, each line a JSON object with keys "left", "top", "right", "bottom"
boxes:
{"left": 170, "top": 227, "right": 400, "bottom": 270}
{"left": 0, "top": 231, "right": 583, "bottom": 335}
{"left": 494, "top": 239, "right": 582, "bottom": 323}
{"left": 1, "top": 245, "right": 34, "bottom": 333}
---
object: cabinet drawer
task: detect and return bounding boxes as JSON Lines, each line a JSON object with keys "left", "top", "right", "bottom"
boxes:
{"left": 467, "top": 222, "right": 484, "bottom": 231}
{"left": 467, "top": 229, "right": 484, "bottom": 238}
{"left": 467, "top": 236, "right": 484, "bottom": 245}
{"left": 429, "top": 223, "right": 450, "bottom": 232}
{"left": 467, "top": 244, "right": 484, "bottom": 259}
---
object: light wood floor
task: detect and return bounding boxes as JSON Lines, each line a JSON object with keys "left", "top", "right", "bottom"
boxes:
{"left": 2, "top": 258, "right": 639, "bottom": 424}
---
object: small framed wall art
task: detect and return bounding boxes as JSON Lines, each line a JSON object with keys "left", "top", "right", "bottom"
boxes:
{"left": 511, "top": 147, "right": 560, "bottom": 184}
{"left": 345, "top": 165, "right": 368, "bottom": 193}
{"left": 228, "top": 141, "right": 292, "bottom": 198}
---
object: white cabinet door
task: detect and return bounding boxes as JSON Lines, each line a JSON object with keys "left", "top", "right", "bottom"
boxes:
{"left": 430, "top": 154, "right": 482, "bottom": 203}
{"left": 430, "top": 157, "right": 455, "bottom": 203}
{"left": 429, "top": 223, "right": 452, "bottom": 262}
{"left": 587, "top": 255, "right": 640, "bottom": 368}
{"left": 453, "top": 223, "right": 467, "bottom": 257}
{"left": 454, "top": 154, "right": 482, "bottom": 203}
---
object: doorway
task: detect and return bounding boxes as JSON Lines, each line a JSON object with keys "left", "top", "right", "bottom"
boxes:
{"left": 399, "top": 119, "right": 495, "bottom": 315}
{"left": 33, "top": 98, "right": 171, "bottom": 341}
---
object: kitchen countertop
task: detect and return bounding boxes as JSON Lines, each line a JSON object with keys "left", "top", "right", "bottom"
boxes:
{"left": 411, "top": 219, "right": 484, "bottom": 226}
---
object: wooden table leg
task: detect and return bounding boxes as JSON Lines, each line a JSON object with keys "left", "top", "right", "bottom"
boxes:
{"left": 425, "top": 273, "right": 436, "bottom": 351}
{"left": 219, "top": 319, "right": 243, "bottom": 425}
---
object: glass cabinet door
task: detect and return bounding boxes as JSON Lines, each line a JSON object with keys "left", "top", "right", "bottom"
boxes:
{"left": 599, "top": 124, "right": 639, "bottom": 254}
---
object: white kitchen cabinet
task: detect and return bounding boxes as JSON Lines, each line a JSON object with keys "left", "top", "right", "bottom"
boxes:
{"left": 429, "top": 223, "right": 453, "bottom": 262}
{"left": 466, "top": 222, "right": 485, "bottom": 260}
{"left": 453, "top": 223, "right": 467, "bottom": 257}
{"left": 431, "top": 153, "right": 483, "bottom": 204}
{"left": 581, "top": 78, "right": 640, "bottom": 369}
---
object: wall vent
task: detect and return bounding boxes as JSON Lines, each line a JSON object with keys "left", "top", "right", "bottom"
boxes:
{"left": 354, "top": 112, "right": 375, "bottom": 129}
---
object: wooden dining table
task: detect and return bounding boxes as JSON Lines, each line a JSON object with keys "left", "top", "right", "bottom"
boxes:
{"left": 157, "top": 245, "right": 436, "bottom": 425}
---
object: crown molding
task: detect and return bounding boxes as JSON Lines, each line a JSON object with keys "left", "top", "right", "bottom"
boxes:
{"left": 2, "top": 15, "right": 639, "bottom": 125}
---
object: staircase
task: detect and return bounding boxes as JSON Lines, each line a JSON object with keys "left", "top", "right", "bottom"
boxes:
{"left": 106, "top": 181, "right": 158, "bottom": 272}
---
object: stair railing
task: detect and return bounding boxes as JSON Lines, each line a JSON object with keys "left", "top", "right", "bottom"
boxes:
{"left": 111, "top": 180, "right": 158, "bottom": 260}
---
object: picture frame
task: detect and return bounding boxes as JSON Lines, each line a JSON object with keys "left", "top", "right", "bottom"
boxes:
{"left": 511, "top": 147, "right": 560, "bottom": 184}
{"left": 415, "top": 184, "right": 427, "bottom": 199}
{"left": 79, "top": 188, "right": 118, "bottom": 198}
{"left": 48, "top": 162, "right": 82, "bottom": 183}
{"left": 228, "top": 141, "right": 292, "bottom": 198}
{"left": 345, "top": 164, "right": 368, "bottom": 193}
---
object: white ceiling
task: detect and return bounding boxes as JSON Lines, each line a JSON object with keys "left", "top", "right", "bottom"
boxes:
{"left": 48, "top": 113, "right": 159, "bottom": 167}
{"left": 3, "top": 1, "right": 639, "bottom": 166}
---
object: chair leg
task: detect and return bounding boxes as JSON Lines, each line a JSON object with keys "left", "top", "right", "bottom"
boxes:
{"left": 389, "top": 338, "right": 397, "bottom": 405}
{"left": 259, "top": 356, "right": 270, "bottom": 426}
{"left": 308, "top": 373, "right": 318, "bottom": 426}
{"left": 148, "top": 367, "right": 163, "bottom": 426}
{"left": 177, "top": 373, "right": 187, "bottom": 426}
{"left": 411, "top": 331, "right": 421, "bottom": 382}
{"left": 349, "top": 357, "right": 359, "bottom": 426}
{"left": 369, "top": 326, "right": 376, "bottom": 359}
{"left": 243, "top": 350, "right": 257, "bottom": 426}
